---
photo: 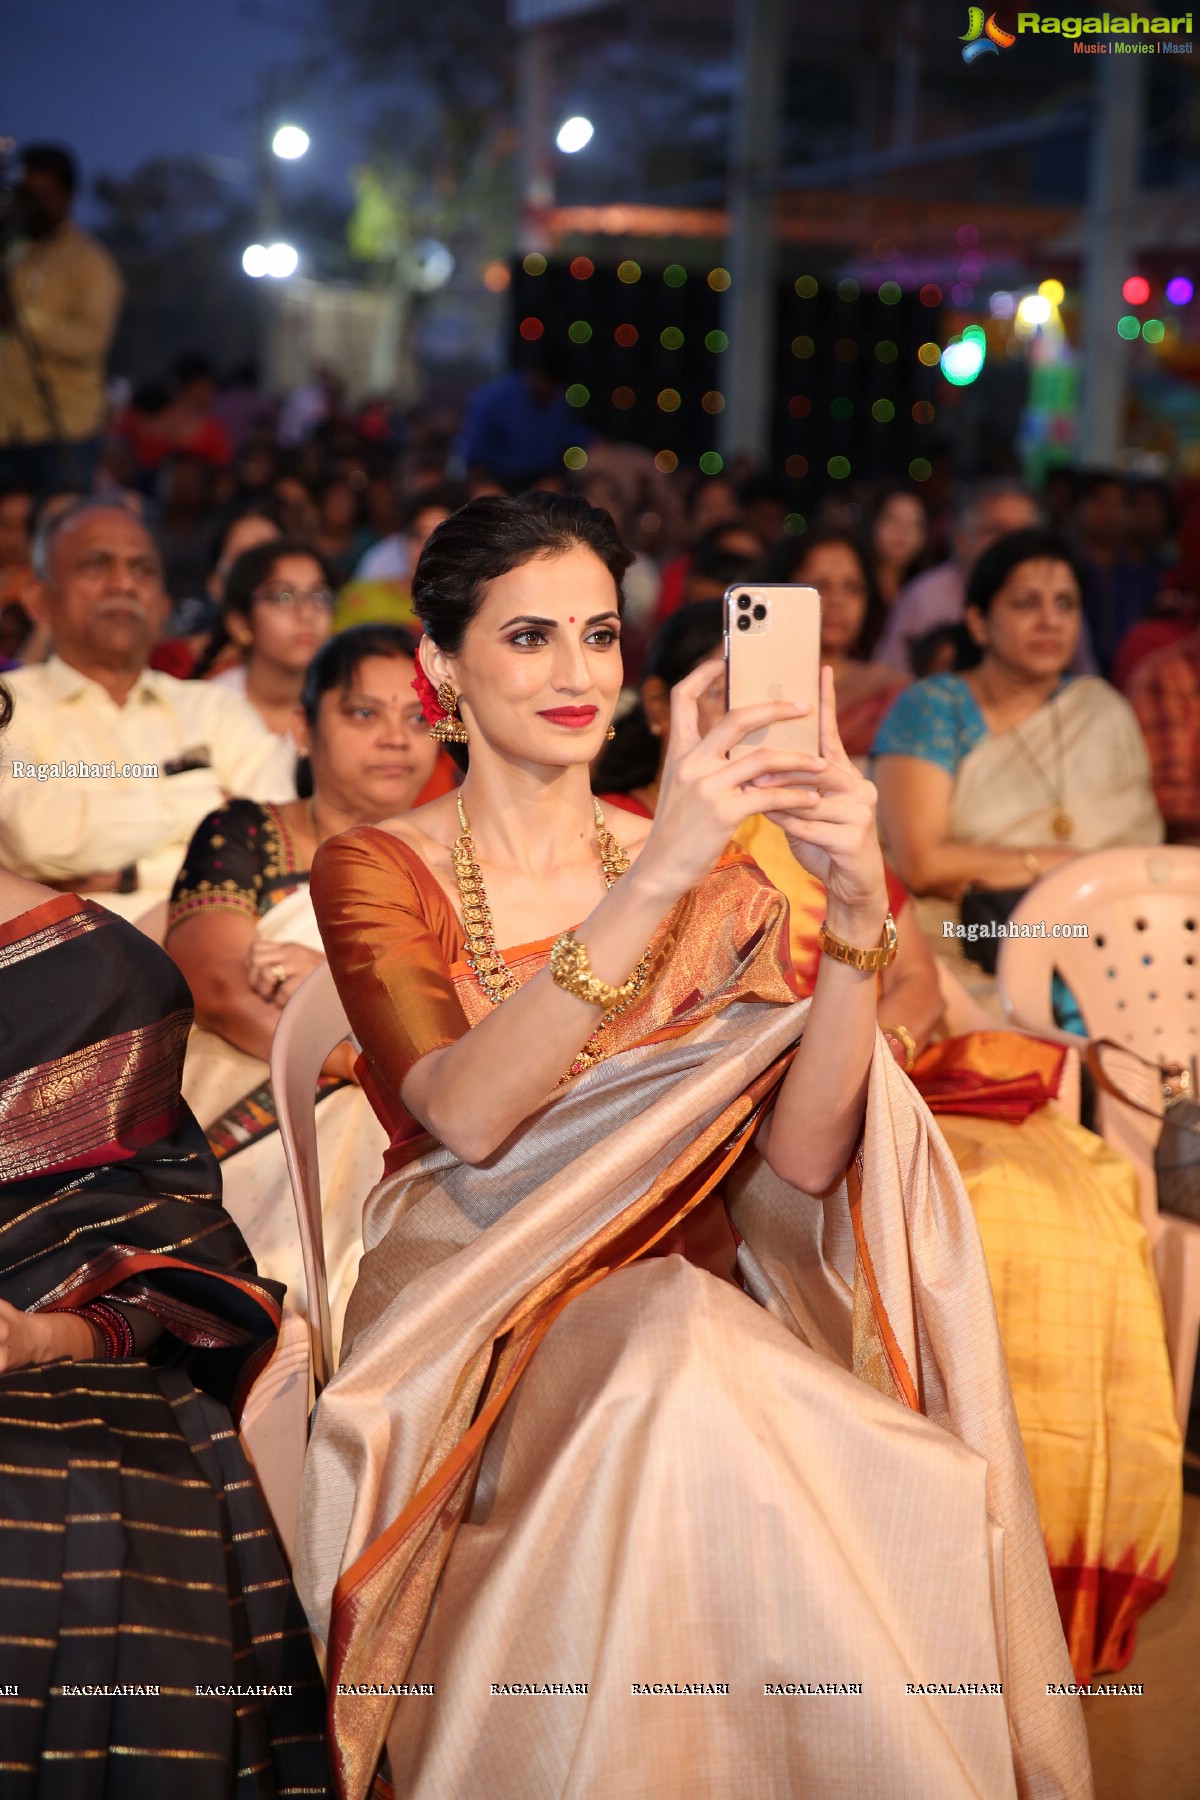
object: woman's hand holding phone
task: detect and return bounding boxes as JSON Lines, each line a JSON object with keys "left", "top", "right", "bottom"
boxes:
{"left": 632, "top": 660, "right": 826, "bottom": 903}
{"left": 753, "top": 665, "right": 889, "bottom": 937}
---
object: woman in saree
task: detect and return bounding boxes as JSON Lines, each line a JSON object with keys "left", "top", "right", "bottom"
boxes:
{"left": 295, "top": 493, "right": 1091, "bottom": 1800}
{"left": 166, "top": 626, "right": 457, "bottom": 1354}
{"left": 0, "top": 691, "right": 330, "bottom": 1798}
{"left": 872, "top": 527, "right": 1162, "bottom": 1015}
{"left": 599, "top": 602, "right": 1181, "bottom": 1686}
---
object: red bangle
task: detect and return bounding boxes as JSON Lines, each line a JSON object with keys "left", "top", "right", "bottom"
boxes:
{"left": 60, "top": 1299, "right": 137, "bottom": 1359}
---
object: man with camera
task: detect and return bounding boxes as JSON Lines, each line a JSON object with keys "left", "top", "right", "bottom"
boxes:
{"left": 0, "top": 144, "right": 123, "bottom": 492}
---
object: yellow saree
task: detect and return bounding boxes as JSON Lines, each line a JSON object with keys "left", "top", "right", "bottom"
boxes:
{"left": 297, "top": 833, "right": 1093, "bottom": 1800}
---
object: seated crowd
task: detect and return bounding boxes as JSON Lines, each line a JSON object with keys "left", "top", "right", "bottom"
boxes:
{"left": 1, "top": 407, "right": 1197, "bottom": 1795}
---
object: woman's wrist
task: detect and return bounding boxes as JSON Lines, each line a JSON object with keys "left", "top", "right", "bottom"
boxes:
{"left": 823, "top": 894, "right": 891, "bottom": 946}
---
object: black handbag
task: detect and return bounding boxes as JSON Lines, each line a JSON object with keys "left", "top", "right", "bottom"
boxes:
{"left": 1084, "top": 1040, "right": 1200, "bottom": 1224}
{"left": 958, "top": 886, "right": 1028, "bottom": 977}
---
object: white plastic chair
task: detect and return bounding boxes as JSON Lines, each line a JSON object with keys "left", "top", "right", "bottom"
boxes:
{"left": 996, "top": 845, "right": 1200, "bottom": 1432}
{"left": 270, "top": 961, "right": 353, "bottom": 1397}
{"left": 238, "top": 1308, "right": 310, "bottom": 1560}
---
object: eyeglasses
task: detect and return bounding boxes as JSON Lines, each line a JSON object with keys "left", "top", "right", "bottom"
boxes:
{"left": 253, "top": 586, "right": 337, "bottom": 613}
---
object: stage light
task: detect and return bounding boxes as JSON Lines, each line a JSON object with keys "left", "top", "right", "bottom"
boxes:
{"left": 563, "top": 447, "right": 588, "bottom": 470}
{"left": 617, "top": 260, "right": 641, "bottom": 284}
{"left": 654, "top": 450, "right": 678, "bottom": 473}
{"left": 705, "top": 329, "right": 729, "bottom": 353}
{"left": 242, "top": 244, "right": 269, "bottom": 278}
{"left": 794, "top": 275, "right": 818, "bottom": 298}
{"left": 1122, "top": 275, "right": 1151, "bottom": 306}
{"left": 522, "top": 252, "right": 547, "bottom": 276}
{"left": 569, "top": 256, "right": 594, "bottom": 280}
{"left": 614, "top": 323, "right": 638, "bottom": 347}
{"left": 1116, "top": 315, "right": 1141, "bottom": 340}
{"left": 909, "top": 458, "right": 932, "bottom": 481}
{"left": 699, "top": 452, "right": 724, "bottom": 474}
{"left": 657, "top": 389, "right": 681, "bottom": 413}
{"left": 939, "top": 338, "right": 984, "bottom": 384}
{"left": 566, "top": 384, "right": 590, "bottom": 407}
{"left": 1166, "top": 277, "right": 1193, "bottom": 306}
{"left": 272, "top": 125, "right": 309, "bottom": 160}
{"left": 264, "top": 242, "right": 298, "bottom": 278}
{"left": 707, "top": 267, "right": 731, "bottom": 291}
{"left": 519, "top": 317, "right": 544, "bottom": 340}
{"left": 556, "top": 116, "right": 594, "bottom": 154}
{"left": 1038, "top": 278, "right": 1065, "bottom": 307}
{"left": 664, "top": 264, "right": 687, "bottom": 287}
{"left": 1016, "top": 294, "right": 1051, "bottom": 327}
{"left": 917, "top": 341, "right": 942, "bottom": 366}
{"left": 701, "top": 391, "right": 725, "bottom": 413}
{"left": 878, "top": 281, "right": 901, "bottom": 305}
{"left": 989, "top": 291, "right": 1016, "bottom": 318}
{"left": 660, "top": 326, "right": 684, "bottom": 350}
{"left": 827, "top": 456, "right": 851, "bottom": 479}
{"left": 871, "top": 398, "right": 895, "bottom": 422}
{"left": 568, "top": 320, "right": 592, "bottom": 343}
{"left": 1142, "top": 319, "right": 1166, "bottom": 343}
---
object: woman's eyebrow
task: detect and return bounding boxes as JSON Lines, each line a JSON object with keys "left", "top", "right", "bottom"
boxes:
{"left": 497, "top": 611, "right": 621, "bottom": 630}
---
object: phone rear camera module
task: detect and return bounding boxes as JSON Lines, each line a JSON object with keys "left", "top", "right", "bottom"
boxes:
{"left": 736, "top": 615, "right": 752, "bottom": 632}
{"left": 752, "top": 603, "right": 767, "bottom": 621}
{"left": 736, "top": 592, "right": 752, "bottom": 610}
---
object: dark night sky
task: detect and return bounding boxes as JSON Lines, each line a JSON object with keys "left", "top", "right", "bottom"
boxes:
{"left": 2, "top": 0, "right": 365, "bottom": 218}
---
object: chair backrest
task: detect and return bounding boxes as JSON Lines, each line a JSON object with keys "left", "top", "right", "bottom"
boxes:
{"left": 270, "top": 961, "right": 351, "bottom": 1395}
{"left": 997, "top": 845, "right": 1200, "bottom": 1226}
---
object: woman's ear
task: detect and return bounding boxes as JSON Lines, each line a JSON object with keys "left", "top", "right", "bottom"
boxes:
{"left": 640, "top": 675, "right": 670, "bottom": 738}
{"left": 418, "top": 634, "right": 455, "bottom": 692}
{"left": 226, "top": 611, "right": 254, "bottom": 650}
{"left": 963, "top": 604, "right": 988, "bottom": 650}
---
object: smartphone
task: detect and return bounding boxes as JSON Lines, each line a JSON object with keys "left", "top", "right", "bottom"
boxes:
{"left": 724, "top": 583, "right": 821, "bottom": 761}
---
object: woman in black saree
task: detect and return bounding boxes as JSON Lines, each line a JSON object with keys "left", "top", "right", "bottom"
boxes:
{"left": 0, "top": 689, "right": 330, "bottom": 1797}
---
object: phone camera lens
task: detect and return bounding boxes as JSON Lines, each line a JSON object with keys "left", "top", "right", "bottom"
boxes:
{"left": 736, "top": 593, "right": 751, "bottom": 610}
{"left": 736, "top": 615, "right": 752, "bottom": 632}
{"left": 752, "top": 603, "right": 767, "bottom": 621}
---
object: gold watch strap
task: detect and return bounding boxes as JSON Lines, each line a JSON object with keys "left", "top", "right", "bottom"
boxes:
{"left": 817, "top": 911, "right": 898, "bottom": 973}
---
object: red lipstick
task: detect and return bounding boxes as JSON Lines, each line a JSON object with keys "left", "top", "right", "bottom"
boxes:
{"left": 538, "top": 706, "right": 599, "bottom": 729}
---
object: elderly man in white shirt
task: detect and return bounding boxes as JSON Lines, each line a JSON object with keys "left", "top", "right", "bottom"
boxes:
{"left": 0, "top": 499, "right": 295, "bottom": 933}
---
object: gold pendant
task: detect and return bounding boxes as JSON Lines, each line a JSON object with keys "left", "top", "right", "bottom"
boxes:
{"left": 1051, "top": 811, "right": 1074, "bottom": 841}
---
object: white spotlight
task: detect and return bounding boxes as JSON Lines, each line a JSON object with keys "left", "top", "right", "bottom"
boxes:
{"left": 265, "top": 242, "right": 299, "bottom": 279}
{"left": 272, "top": 125, "right": 310, "bottom": 160}
{"left": 242, "top": 243, "right": 269, "bottom": 278}
{"left": 556, "top": 116, "right": 595, "bottom": 154}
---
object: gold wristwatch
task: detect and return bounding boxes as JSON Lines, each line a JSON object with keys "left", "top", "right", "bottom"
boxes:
{"left": 817, "top": 911, "right": 898, "bottom": 973}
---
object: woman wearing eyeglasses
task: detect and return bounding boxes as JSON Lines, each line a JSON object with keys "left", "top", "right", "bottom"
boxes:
{"left": 200, "top": 538, "right": 337, "bottom": 746}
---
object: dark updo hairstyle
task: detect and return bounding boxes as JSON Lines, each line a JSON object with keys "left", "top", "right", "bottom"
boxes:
{"left": 412, "top": 492, "right": 634, "bottom": 768}
{"left": 294, "top": 623, "right": 420, "bottom": 798}
{"left": 592, "top": 600, "right": 723, "bottom": 798}
{"left": 194, "top": 536, "right": 337, "bottom": 678}
{"left": 771, "top": 524, "right": 885, "bottom": 658}
{"left": 0, "top": 680, "right": 12, "bottom": 736}
{"left": 965, "top": 527, "right": 1083, "bottom": 617}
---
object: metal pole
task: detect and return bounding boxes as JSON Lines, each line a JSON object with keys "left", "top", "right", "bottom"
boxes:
{"left": 1078, "top": 57, "right": 1144, "bottom": 467}
{"left": 719, "top": 0, "right": 786, "bottom": 467}
{"left": 517, "top": 24, "right": 555, "bottom": 254}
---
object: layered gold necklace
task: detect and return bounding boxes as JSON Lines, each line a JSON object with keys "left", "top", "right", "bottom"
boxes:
{"left": 978, "top": 677, "right": 1074, "bottom": 842}
{"left": 451, "top": 793, "right": 651, "bottom": 1076}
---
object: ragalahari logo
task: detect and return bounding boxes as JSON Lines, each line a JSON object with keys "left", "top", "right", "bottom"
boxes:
{"left": 961, "top": 8, "right": 1017, "bottom": 58}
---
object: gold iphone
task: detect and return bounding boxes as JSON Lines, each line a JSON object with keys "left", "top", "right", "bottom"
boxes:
{"left": 724, "top": 583, "right": 822, "bottom": 761}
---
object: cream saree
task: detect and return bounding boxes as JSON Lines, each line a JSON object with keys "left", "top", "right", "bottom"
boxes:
{"left": 295, "top": 862, "right": 1092, "bottom": 1800}
{"left": 182, "top": 885, "right": 386, "bottom": 1356}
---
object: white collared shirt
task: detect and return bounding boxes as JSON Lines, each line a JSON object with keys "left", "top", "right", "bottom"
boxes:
{"left": 0, "top": 656, "right": 296, "bottom": 895}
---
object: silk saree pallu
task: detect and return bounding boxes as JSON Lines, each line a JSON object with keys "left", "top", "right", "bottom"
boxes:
{"left": 0, "top": 894, "right": 330, "bottom": 1798}
{"left": 296, "top": 863, "right": 1093, "bottom": 1800}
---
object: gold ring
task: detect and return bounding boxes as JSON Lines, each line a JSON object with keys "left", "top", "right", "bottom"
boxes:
{"left": 269, "top": 963, "right": 287, "bottom": 989}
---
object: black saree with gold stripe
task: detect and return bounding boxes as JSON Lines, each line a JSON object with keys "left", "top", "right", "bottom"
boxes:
{"left": 0, "top": 894, "right": 330, "bottom": 1798}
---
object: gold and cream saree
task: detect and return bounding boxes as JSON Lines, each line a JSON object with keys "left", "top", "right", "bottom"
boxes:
{"left": 297, "top": 835, "right": 1094, "bottom": 1800}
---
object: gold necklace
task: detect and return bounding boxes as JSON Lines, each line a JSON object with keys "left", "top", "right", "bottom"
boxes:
{"left": 980, "top": 677, "right": 1073, "bottom": 842}
{"left": 451, "top": 793, "right": 649, "bottom": 1076}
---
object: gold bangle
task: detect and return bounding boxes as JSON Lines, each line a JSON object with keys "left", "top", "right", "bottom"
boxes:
{"left": 549, "top": 929, "right": 644, "bottom": 1011}
{"left": 817, "top": 911, "right": 898, "bottom": 973}
{"left": 881, "top": 1021, "right": 917, "bottom": 1072}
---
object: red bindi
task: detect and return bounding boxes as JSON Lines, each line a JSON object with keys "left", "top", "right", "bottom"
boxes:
{"left": 569, "top": 615, "right": 575, "bottom": 623}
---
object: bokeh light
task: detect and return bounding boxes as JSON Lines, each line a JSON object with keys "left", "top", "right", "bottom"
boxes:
{"left": 654, "top": 450, "right": 679, "bottom": 473}
{"left": 705, "top": 329, "right": 729, "bottom": 353}
{"left": 1116, "top": 315, "right": 1141, "bottom": 340}
{"left": 962, "top": 323, "right": 987, "bottom": 346}
{"left": 519, "top": 316, "right": 544, "bottom": 340}
{"left": 784, "top": 513, "right": 807, "bottom": 536}
{"left": 612, "top": 386, "right": 635, "bottom": 409}
{"left": 919, "top": 283, "right": 942, "bottom": 307}
{"left": 1038, "top": 278, "right": 1065, "bottom": 307}
{"left": 791, "top": 335, "right": 815, "bottom": 358}
{"left": 569, "top": 256, "right": 594, "bottom": 280}
{"left": 871, "top": 398, "right": 895, "bottom": 422}
{"left": 917, "top": 341, "right": 942, "bottom": 366}
{"left": 701, "top": 391, "right": 725, "bottom": 413}
{"left": 1142, "top": 318, "right": 1166, "bottom": 344}
{"left": 482, "top": 260, "right": 511, "bottom": 292}
{"left": 556, "top": 116, "right": 594, "bottom": 153}
{"left": 834, "top": 338, "right": 858, "bottom": 362}
{"left": 827, "top": 456, "right": 851, "bottom": 480}
{"left": 664, "top": 264, "right": 687, "bottom": 288}
{"left": 878, "top": 281, "right": 902, "bottom": 305}
{"left": 617, "top": 260, "right": 641, "bottom": 284}
{"left": 837, "top": 278, "right": 860, "bottom": 302}
{"left": 956, "top": 224, "right": 980, "bottom": 248}
{"left": 565, "top": 383, "right": 590, "bottom": 407}
{"left": 272, "top": 125, "right": 309, "bottom": 160}
{"left": 912, "top": 400, "right": 936, "bottom": 423}
{"left": 242, "top": 244, "right": 269, "bottom": 278}
{"left": 989, "top": 291, "right": 1016, "bottom": 318}
{"left": 614, "top": 323, "right": 638, "bottom": 347}
{"left": 264, "top": 242, "right": 298, "bottom": 278}
{"left": 1166, "top": 277, "right": 1194, "bottom": 306}
{"left": 1016, "top": 294, "right": 1051, "bottom": 327}
{"left": 794, "top": 275, "right": 818, "bottom": 298}
{"left": 830, "top": 396, "right": 854, "bottom": 420}
{"left": 787, "top": 395, "right": 811, "bottom": 419}
{"left": 657, "top": 389, "right": 681, "bottom": 412}
{"left": 660, "top": 326, "right": 684, "bottom": 350}
{"left": 875, "top": 340, "right": 899, "bottom": 363}
{"left": 1122, "top": 275, "right": 1151, "bottom": 306}
{"left": 568, "top": 320, "right": 592, "bottom": 343}
{"left": 785, "top": 456, "right": 808, "bottom": 479}
{"left": 563, "top": 446, "right": 588, "bottom": 471}
{"left": 522, "top": 252, "right": 547, "bottom": 276}
{"left": 707, "top": 267, "right": 732, "bottom": 291}
{"left": 908, "top": 458, "right": 932, "bottom": 481}
{"left": 940, "top": 339, "right": 984, "bottom": 385}
{"left": 699, "top": 451, "right": 724, "bottom": 475}
{"left": 950, "top": 283, "right": 974, "bottom": 307}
